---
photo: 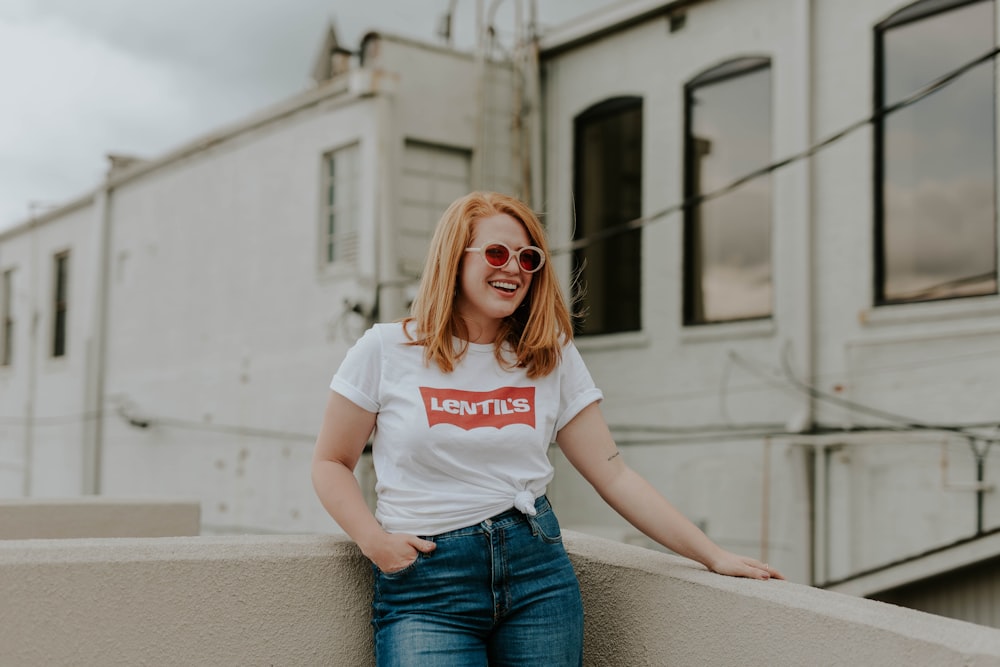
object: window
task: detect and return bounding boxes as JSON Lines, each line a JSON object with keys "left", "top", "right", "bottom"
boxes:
{"left": 52, "top": 252, "right": 69, "bottom": 358}
{"left": 322, "top": 143, "right": 360, "bottom": 265}
{"left": 684, "top": 57, "right": 773, "bottom": 325}
{"left": 1, "top": 269, "right": 12, "bottom": 366}
{"left": 572, "top": 97, "right": 643, "bottom": 336}
{"left": 398, "top": 141, "right": 471, "bottom": 276}
{"left": 875, "top": 0, "right": 997, "bottom": 303}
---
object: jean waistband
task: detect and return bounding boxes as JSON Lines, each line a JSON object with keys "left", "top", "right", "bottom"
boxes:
{"left": 483, "top": 494, "right": 550, "bottom": 527}
{"left": 426, "top": 495, "right": 551, "bottom": 540}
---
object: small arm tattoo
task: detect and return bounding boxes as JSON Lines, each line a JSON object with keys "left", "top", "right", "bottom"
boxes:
{"left": 607, "top": 451, "right": 621, "bottom": 461}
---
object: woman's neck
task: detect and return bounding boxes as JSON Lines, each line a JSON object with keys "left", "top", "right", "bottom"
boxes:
{"left": 459, "top": 317, "right": 498, "bottom": 345}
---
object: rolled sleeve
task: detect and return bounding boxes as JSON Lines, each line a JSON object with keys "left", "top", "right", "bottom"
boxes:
{"left": 329, "top": 325, "right": 383, "bottom": 413}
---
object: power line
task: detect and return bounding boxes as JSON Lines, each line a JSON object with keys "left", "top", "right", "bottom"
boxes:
{"left": 4, "top": 49, "right": 1000, "bottom": 445}
{"left": 5, "top": 334, "right": 1000, "bottom": 434}
{"left": 551, "top": 44, "right": 1000, "bottom": 255}
{"left": 729, "top": 348, "right": 998, "bottom": 452}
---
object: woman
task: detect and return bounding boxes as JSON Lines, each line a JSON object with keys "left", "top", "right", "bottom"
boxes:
{"left": 312, "top": 191, "right": 782, "bottom": 666}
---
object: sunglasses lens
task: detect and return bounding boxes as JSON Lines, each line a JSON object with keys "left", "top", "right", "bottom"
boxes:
{"left": 519, "top": 248, "right": 543, "bottom": 272}
{"left": 483, "top": 244, "right": 511, "bottom": 267}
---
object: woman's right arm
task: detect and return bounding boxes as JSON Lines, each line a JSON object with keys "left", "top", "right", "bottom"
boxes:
{"left": 311, "top": 391, "right": 435, "bottom": 571}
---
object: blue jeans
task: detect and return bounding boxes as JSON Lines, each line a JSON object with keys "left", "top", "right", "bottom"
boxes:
{"left": 371, "top": 495, "right": 583, "bottom": 666}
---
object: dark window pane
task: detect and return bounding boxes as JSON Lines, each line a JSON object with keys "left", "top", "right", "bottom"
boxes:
{"left": 878, "top": 0, "right": 997, "bottom": 302}
{"left": 685, "top": 62, "right": 773, "bottom": 324}
{"left": 573, "top": 98, "right": 642, "bottom": 336}
{"left": 52, "top": 253, "right": 68, "bottom": 358}
{"left": 1, "top": 269, "right": 12, "bottom": 366}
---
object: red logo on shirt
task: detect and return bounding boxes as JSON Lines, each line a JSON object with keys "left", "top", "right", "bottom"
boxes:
{"left": 419, "top": 386, "right": 535, "bottom": 430}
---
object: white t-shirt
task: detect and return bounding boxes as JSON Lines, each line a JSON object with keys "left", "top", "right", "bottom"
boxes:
{"left": 330, "top": 322, "right": 603, "bottom": 536}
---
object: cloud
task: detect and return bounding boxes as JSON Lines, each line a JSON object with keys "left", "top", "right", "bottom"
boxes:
{"left": 883, "top": 176, "right": 996, "bottom": 299}
{"left": 700, "top": 262, "right": 772, "bottom": 321}
{"left": 0, "top": 0, "right": 616, "bottom": 230}
{"left": 693, "top": 181, "right": 773, "bottom": 321}
{"left": 0, "top": 16, "right": 191, "bottom": 223}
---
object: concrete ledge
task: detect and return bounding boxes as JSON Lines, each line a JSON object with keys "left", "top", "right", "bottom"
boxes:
{"left": 0, "top": 534, "right": 372, "bottom": 666}
{"left": 0, "top": 498, "right": 201, "bottom": 539}
{"left": 565, "top": 532, "right": 1000, "bottom": 666}
{"left": 1, "top": 531, "right": 999, "bottom": 666}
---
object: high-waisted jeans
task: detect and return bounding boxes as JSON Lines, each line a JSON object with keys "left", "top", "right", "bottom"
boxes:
{"left": 371, "top": 495, "right": 584, "bottom": 666}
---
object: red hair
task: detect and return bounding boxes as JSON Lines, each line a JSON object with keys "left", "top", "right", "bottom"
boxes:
{"left": 403, "top": 191, "right": 573, "bottom": 378}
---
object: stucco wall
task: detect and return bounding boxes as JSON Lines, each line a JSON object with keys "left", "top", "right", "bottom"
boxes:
{"left": 569, "top": 533, "right": 1000, "bottom": 666}
{"left": 1, "top": 531, "right": 998, "bottom": 666}
{"left": 0, "top": 534, "right": 373, "bottom": 666}
{"left": 0, "top": 498, "right": 200, "bottom": 539}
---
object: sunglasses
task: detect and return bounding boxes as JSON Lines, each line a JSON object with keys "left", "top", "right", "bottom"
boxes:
{"left": 465, "top": 242, "right": 546, "bottom": 274}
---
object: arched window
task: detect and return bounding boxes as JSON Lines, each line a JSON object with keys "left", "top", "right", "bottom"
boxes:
{"left": 874, "top": 0, "right": 997, "bottom": 303}
{"left": 572, "top": 97, "right": 643, "bottom": 336}
{"left": 683, "top": 57, "right": 773, "bottom": 325}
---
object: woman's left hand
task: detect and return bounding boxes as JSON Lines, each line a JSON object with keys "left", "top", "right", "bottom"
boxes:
{"left": 709, "top": 551, "right": 785, "bottom": 581}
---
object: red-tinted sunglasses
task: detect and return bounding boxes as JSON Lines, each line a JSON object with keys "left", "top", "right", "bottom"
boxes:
{"left": 465, "top": 242, "right": 546, "bottom": 274}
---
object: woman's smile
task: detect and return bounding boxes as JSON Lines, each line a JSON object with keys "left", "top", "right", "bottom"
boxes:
{"left": 455, "top": 213, "right": 535, "bottom": 342}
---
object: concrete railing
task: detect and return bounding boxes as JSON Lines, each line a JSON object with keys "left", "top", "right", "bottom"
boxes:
{"left": 1, "top": 531, "right": 999, "bottom": 666}
{"left": 0, "top": 498, "right": 201, "bottom": 539}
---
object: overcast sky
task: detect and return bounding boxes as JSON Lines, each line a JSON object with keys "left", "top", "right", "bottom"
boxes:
{"left": 0, "top": 0, "right": 618, "bottom": 231}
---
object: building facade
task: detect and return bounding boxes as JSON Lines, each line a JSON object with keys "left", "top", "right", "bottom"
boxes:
{"left": 0, "top": 29, "right": 518, "bottom": 534}
{"left": 540, "top": 0, "right": 1000, "bottom": 627}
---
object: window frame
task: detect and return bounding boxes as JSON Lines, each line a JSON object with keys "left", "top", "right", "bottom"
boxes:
{"left": 319, "top": 141, "right": 361, "bottom": 270}
{"left": 682, "top": 56, "right": 774, "bottom": 326}
{"left": 873, "top": 0, "right": 998, "bottom": 305}
{"left": 571, "top": 95, "right": 644, "bottom": 337}
{"left": 1, "top": 268, "right": 13, "bottom": 367}
{"left": 52, "top": 251, "right": 69, "bottom": 359}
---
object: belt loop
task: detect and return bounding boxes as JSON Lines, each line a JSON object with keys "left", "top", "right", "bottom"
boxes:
{"left": 526, "top": 514, "right": 540, "bottom": 536}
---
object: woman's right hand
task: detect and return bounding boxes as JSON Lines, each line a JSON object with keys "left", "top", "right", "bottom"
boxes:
{"left": 362, "top": 531, "right": 437, "bottom": 573}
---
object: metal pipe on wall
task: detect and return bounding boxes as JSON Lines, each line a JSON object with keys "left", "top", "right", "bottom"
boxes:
{"left": 81, "top": 185, "right": 113, "bottom": 495}
{"left": 21, "top": 210, "right": 40, "bottom": 497}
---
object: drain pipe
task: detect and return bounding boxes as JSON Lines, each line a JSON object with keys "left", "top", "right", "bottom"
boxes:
{"left": 22, "top": 209, "right": 41, "bottom": 497}
{"left": 792, "top": 0, "right": 820, "bottom": 583}
{"left": 81, "top": 183, "right": 113, "bottom": 495}
{"left": 472, "top": 0, "right": 487, "bottom": 189}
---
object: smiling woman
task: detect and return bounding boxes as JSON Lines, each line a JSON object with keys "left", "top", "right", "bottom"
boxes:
{"left": 311, "top": 190, "right": 783, "bottom": 667}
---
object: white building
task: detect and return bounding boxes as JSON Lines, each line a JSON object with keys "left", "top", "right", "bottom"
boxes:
{"left": 539, "top": 0, "right": 1000, "bottom": 627}
{"left": 0, "top": 27, "right": 520, "bottom": 530}
{"left": 2, "top": 0, "right": 999, "bottom": 629}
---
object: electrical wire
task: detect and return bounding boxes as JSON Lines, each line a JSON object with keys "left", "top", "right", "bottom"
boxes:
{"left": 727, "top": 347, "right": 998, "bottom": 456}
{"left": 5, "top": 334, "right": 1000, "bottom": 433}
{"left": 4, "top": 45, "right": 1000, "bottom": 445}
{"left": 551, "top": 44, "right": 1000, "bottom": 256}
{"left": 5, "top": 330, "right": 1000, "bottom": 435}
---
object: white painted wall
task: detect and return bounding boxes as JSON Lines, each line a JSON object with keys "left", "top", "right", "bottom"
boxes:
{"left": 98, "top": 98, "right": 381, "bottom": 534}
{"left": 94, "top": 34, "right": 514, "bottom": 535}
{"left": 541, "top": 0, "right": 1000, "bottom": 597}
{"left": 542, "top": 0, "right": 814, "bottom": 584}
{"left": 807, "top": 0, "right": 1000, "bottom": 583}
{"left": 0, "top": 33, "right": 517, "bottom": 537}
{"left": 0, "top": 201, "right": 98, "bottom": 498}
